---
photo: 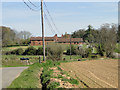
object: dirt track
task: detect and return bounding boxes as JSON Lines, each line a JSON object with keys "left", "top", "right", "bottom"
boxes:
{"left": 60, "top": 59, "right": 118, "bottom": 88}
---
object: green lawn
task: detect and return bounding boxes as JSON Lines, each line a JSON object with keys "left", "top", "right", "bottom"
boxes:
{"left": 2, "top": 45, "right": 42, "bottom": 52}
{"left": 63, "top": 55, "right": 81, "bottom": 60}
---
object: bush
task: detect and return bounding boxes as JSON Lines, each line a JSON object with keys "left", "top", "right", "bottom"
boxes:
{"left": 97, "top": 44, "right": 104, "bottom": 56}
{"left": 36, "top": 47, "right": 47, "bottom": 55}
{"left": 16, "top": 48, "right": 24, "bottom": 55}
{"left": 11, "top": 50, "right": 17, "bottom": 54}
{"left": 76, "top": 47, "right": 92, "bottom": 58}
{"left": 7, "top": 48, "right": 24, "bottom": 55}
{"left": 66, "top": 45, "right": 76, "bottom": 55}
{"left": 24, "top": 46, "right": 36, "bottom": 55}
{"left": 47, "top": 43, "right": 64, "bottom": 61}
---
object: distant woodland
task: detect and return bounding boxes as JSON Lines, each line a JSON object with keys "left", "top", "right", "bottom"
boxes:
{"left": 0, "top": 26, "right": 32, "bottom": 46}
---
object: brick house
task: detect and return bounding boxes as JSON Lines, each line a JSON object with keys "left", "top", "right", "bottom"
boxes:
{"left": 30, "top": 34, "right": 83, "bottom": 46}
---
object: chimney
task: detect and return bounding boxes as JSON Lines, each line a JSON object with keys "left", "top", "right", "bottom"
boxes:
{"left": 54, "top": 34, "right": 58, "bottom": 41}
{"left": 54, "top": 34, "right": 57, "bottom": 37}
{"left": 61, "top": 34, "right": 63, "bottom": 37}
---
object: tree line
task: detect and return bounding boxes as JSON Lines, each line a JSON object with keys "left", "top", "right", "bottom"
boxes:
{"left": 71, "top": 23, "right": 120, "bottom": 57}
{"left": 0, "top": 26, "right": 32, "bottom": 46}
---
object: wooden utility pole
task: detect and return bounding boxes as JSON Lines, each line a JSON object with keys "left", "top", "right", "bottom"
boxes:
{"left": 70, "top": 34, "right": 71, "bottom": 60}
{"left": 41, "top": 0, "right": 45, "bottom": 61}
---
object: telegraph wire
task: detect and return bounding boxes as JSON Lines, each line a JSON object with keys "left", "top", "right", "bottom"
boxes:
{"left": 28, "top": 0, "right": 41, "bottom": 8}
{"left": 23, "top": 0, "right": 41, "bottom": 11}
{"left": 44, "top": 12, "right": 56, "bottom": 34}
{"left": 43, "top": 1, "right": 61, "bottom": 34}
{"left": 23, "top": 0, "right": 60, "bottom": 35}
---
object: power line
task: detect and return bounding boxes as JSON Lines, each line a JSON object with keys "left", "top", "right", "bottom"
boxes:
{"left": 23, "top": 0, "right": 59, "bottom": 35}
{"left": 43, "top": 1, "right": 61, "bottom": 34}
{"left": 44, "top": 12, "right": 56, "bottom": 34}
{"left": 23, "top": 0, "right": 41, "bottom": 11}
{"left": 28, "top": 0, "right": 41, "bottom": 8}
{"left": 23, "top": 0, "right": 56, "bottom": 35}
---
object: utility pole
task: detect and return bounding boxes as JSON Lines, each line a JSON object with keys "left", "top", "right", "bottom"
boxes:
{"left": 41, "top": 0, "right": 45, "bottom": 61}
{"left": 70, "top": 34, "right": 71, "bottom": 60}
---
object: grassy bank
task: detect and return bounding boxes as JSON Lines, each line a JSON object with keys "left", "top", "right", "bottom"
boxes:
{"left": 8, "top": 60, "right": 79, "bottom": 89}
{"left": 8, "top": 60, "right": 59, "bottom": 88}
{"left": 8, "top": 63, "right": 42, "bottom": 88}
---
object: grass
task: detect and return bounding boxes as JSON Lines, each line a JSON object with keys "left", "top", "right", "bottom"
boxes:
{"left": 47, "top": 82, "right": 60, "bottom": 89}
{"left": 8, "top": 60, "right": 60, "bottom": 88}
{"left": 2, "top": 55, "right": 42, "bottom": 67}
{"left": 8, "top": 63, "right": 42, "bottom": 88}
{"left": 2, "top": 54, "right": 83, "bottom": 67}
{"left": 8, "top": 59, "right": 81, "bottom": 89}
{"left": 41, "top": 60, "right": 79, "bottom": 89}
{"left": 56, "top": 66, "right": 79, "bottom": 85}
{"left": 63, "top": 55, "right": 82, "bottom": 60}
{"left": 2, "top": 45, "right": 42, "bottom": 52}
{"left": 61, "top": 78, "right": 79, "bottom": 85}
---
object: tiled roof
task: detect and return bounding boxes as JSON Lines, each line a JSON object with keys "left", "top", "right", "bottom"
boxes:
{"left": 30, "top": 37, "right": 54, "bottom": 41}
{"left": 30, "top": 36, "right": 83, "bottom": 42}
{"left": 57, "top": 38, "right": 83, "bottom": 42}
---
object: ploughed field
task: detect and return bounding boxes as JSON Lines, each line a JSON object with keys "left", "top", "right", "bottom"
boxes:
{"left": 60, "top": 59, "right": 118, "bottom": 88}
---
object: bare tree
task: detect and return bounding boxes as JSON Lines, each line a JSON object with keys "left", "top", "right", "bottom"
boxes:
{"left": 18, "top": 31, "right": 32, "bottom": 40}
{"left": 99, "top": 23, "right": 117, "bottom": 57}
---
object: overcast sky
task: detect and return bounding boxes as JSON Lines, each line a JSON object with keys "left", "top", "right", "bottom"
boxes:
{"left": 2, "top": 2, "right": 118, "bottom": 37}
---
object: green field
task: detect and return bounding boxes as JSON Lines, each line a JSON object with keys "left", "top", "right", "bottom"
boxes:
{"left": 2, "top": 55, "right": 82, "bottom": 67}
{"left": 2, "top": 55, "right": 41, "bottom": 67}
{"left": 2, "top": 46, "right": 42, "bottom": 52}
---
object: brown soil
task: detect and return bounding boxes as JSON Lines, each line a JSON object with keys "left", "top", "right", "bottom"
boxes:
{"left": 49, "top": 67, "right": 79, "bottom": 88}
{"left": 60, "top": 59, "right": 118, "bottom": 88}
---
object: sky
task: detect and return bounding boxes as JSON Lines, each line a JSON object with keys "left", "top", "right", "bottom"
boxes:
{"left": 2, "top": 2, "right": 118, "bottom": 37}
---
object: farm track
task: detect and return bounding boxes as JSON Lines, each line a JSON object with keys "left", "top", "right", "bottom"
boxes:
{"left": 60, "top": 59, "right": 118, "bottom": 88}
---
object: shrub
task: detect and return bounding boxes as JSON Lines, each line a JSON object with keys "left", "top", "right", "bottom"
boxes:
{"left": 3, "top": 51, "right": 11, "bottom": 55}
{"left": 36, "top": 47, "right": 47, "bottom": 55}
{"left": 24, "top": 46, "right": 36, "bottom": 55}
{"left": 47, "top": 43, "right": 64, "bottom": 61}
{"left": 76, "top": 47, "right": 92, "bottom": 58}
{"left": 16, "top": 48, "right": 24, "bottom": 55}
{"left": 66, "top": 45, "right": 76, "bottom": 55}
{"left": 97, "top": 44, "right": 104, "bottom": 56}
{"left": 11, "top": 49, "right": 17, "bottom": 54}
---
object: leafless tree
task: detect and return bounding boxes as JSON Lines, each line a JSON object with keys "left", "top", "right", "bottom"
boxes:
{"left": 99, "top": 23, "right": 117, "bottom": 57}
